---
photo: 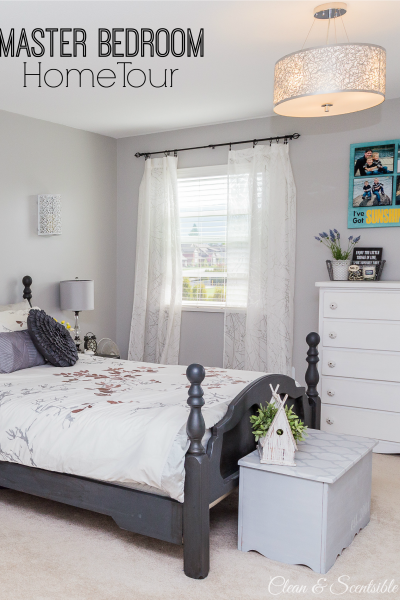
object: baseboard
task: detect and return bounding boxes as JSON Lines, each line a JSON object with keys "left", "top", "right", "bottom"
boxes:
{"left": 373, "top": 439, "right": 400, "bottom": 454}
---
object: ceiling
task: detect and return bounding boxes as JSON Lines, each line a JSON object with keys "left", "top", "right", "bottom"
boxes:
{"left": 0, "top": 1, "right": 399, "bottom": 138}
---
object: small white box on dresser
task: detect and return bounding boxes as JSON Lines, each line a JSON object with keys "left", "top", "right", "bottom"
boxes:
{"left": 316, "top": 281, "right": 400, "bottom": 454}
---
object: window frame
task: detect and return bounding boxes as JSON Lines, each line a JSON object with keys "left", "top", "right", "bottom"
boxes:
{"left": 178, "top": 164, "right": 229, "bottom": 311}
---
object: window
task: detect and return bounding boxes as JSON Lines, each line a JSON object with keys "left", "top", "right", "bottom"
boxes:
{"left": 178, "top": 165, "right": 228, "bottom": 307}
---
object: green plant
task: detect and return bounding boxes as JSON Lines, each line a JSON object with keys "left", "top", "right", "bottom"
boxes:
{"left": 213, "top": 286, "right": 226, "bottom": 301}
{"left": 189, "top": 223, "right": 199, "bottom": 236}
{"left": 250, "top": 402, "right": 307, "bottom": 442}
{"left": 192, "top": 283, "right": 207, "bottom": 300}
{"left": 315, "top": 230, "right": 361, "bottom": 260}
{"left": 182, "top": 277, "right": 192, "bottom": 300}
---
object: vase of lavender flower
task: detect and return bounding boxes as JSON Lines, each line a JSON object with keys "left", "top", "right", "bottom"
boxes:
{"left": 331, "top": 259, "right": 351, "bottom": 280}
{"left": 315, "top": 230, "right": 361, "bottom": 280}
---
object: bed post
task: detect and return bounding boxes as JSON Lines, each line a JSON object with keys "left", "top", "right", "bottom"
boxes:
{"left": 183, "top": 363, "right": 210, "bottom": 579}
{"left": 305, "top": 332, "right": 321, "bottom": 430}
{"left": 22, "top": 276, "right": 32, "bottom": 308}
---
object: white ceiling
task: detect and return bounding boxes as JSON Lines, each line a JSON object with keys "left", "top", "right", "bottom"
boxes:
{"left": 0, "top": 1, "right": 399, "bottom": 138}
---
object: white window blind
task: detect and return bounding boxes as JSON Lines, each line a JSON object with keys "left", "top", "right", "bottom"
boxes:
{"left": 178, "top": 165, "right": 228, "bottom": 307}
{"left": 178, "top": 165, "right": 250, "bottom": 308}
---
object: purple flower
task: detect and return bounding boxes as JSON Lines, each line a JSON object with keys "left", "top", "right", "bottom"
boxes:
{"left": 354, "top": 236, "right": 361, "bottom": 243}
{"left": 322, "top": 232, "right": 328, "bottom": 238}
{"left": 337, "top": 232, "right": 340, "bottom": 239}
{"left": 315, "top": 236, "right": 321, "bottom": 241}
{"left": 334, "top": 229, "right": 338, "bottom": 234}
{"left": 348, "top": 236, "right": 353, "bottom": 241}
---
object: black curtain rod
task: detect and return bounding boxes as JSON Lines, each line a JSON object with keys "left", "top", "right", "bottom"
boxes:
{"left": 134, "top": 133, "right": 300, "bottom": 158}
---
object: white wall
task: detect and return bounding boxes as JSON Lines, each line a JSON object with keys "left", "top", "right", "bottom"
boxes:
{"left": 0, "top": 109, "right": 117, "bottom": 341}
{"left": 117, "top": 98, "right": 400, "bottom": 384}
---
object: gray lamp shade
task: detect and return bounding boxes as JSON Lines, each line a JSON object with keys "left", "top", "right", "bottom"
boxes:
{"left": 60, "top": 280, "right": 94, "bottom": 311}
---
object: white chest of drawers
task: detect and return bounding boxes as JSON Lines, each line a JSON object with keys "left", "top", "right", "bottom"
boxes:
{"left": 316, "top": 281, "right": 400, "bottom": 453}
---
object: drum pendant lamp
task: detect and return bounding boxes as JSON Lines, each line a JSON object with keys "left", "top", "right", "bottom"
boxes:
{"left": 273, "top": 3, "right": 386, "bottom": 118}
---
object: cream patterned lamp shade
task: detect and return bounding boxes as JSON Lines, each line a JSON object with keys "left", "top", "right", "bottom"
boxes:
{"left": 273, "top": 43, "right": 386, "bottom": 117}
{"left": 38, "top": 194, "right": 62, "bottom": 235}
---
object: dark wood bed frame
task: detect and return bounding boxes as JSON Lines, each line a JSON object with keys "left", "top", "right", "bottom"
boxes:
{"left": 0, "top": 276, "right": 321, "bottom": 579}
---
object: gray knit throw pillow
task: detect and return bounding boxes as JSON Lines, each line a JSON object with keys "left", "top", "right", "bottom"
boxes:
{"left": 0, "top": 330, "right": 45, "bottom": 374}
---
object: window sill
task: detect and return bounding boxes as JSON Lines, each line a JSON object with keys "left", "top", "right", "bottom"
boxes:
{"left": 182, "top": 305, "right": 247, "bottom": 313}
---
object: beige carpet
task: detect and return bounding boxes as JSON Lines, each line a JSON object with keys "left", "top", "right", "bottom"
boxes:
{"left": 0, "top": 454, "right": 399, "bottom": 600}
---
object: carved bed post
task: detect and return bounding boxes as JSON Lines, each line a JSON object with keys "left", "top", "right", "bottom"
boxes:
{"left": 22, "top": 276, "right": 33, "bottom": 308}
{"left": 183, "top": 363, "right": 210, "bottom": 579}
{"left": 305, "top": 332, "right": 321, "bottom": 430}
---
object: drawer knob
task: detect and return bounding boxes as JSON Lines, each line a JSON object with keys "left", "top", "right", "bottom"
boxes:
{"left": 328, "top": 361, "right": 336, "bottom": 368}
{"left": 329, "top": 302, "right": 337, "bottom": 310}
{"left": 329, "top": 332, "right": 337, "bottom": 339}
{"left": 327, "top": 390, "right": 335, "bottom": 397}
{"left": 326, "top": 419, "right": 334, "bottom": 425}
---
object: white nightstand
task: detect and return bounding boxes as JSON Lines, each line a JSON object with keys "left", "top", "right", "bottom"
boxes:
{"left": 238, "top": 429, "right": 377, "bottom": 573}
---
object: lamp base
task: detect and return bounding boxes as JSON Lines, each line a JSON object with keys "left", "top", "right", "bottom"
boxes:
{"left": 74, "top": 311, "right": 84, "bottom": 353}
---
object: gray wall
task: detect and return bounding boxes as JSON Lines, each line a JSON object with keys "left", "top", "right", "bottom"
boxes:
{"left": 0, "top": 109, "right": 117, "bottom": 341}
{"left": 117, "top": 98, "right": 400, "bottom": 384}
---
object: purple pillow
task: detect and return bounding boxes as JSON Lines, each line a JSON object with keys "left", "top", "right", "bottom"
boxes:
{"left": 0, "top": 330, "right": 45, "bottom": 374}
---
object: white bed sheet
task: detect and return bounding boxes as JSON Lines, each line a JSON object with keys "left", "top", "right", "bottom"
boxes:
{"left": 0, "top": 355, "right": 272, "bottom": 502}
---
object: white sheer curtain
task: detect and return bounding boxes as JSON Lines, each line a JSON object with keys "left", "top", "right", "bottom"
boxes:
{"left": 224, "top": 144, "right": 296, "bottom": 375}
{"left": 128, "top": 156, "right": 182, "bottom": 365}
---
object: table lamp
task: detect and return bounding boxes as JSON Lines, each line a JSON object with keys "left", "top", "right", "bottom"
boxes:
{"left": 60, "top": 278, "right": 94, "bottom": 352}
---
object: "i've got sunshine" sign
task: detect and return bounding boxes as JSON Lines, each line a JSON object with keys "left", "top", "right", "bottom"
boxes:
{"left": 348, "top": 139, "right": 400, "bottom": 228}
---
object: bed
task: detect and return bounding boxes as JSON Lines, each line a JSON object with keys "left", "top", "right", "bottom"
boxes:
{"left": 0, "top": 276, "right": 321, "bottom": 579}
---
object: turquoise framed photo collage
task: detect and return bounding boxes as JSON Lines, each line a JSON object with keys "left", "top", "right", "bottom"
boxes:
{"left": 348, "top": 139, "right": 400, "bottom": 229}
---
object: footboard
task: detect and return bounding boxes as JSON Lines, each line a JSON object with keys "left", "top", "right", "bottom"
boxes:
{"left": 207, "top": 374, "right": 306, "bottom": 505}
{"left": 183, "top": 333, "right": 321, "bottom": 579}
{"left": 183, "top": 370, "right": 307, "bottom": 579}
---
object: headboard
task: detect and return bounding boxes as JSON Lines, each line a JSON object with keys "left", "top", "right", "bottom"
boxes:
{"left": 22, "top": 276, "right": 33, "bottom": 308}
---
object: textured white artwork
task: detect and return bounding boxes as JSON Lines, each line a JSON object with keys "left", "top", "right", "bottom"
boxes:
{"left": 258, "top": 384, "right": 297, "bottom": 467}
{"left": 38, "top": 194, "right": 62, "bottom": 235}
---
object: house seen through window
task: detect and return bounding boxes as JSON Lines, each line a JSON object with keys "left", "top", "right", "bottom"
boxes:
{"left": 178, "top": 165, "right": 228, "bottom": 306}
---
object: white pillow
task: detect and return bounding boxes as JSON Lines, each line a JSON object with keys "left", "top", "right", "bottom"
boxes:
{"left": 0, "top": 300, "right": 30, "bottom": 312}
{"left": 0, "top": 307, "right": 41, "bottom": 333}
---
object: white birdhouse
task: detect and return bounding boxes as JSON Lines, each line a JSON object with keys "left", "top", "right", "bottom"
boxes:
{"left": 258, "top": 385, "right": 298, "bottom": 466}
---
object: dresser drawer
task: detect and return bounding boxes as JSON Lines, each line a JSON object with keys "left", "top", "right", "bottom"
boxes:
{"left": 321, "top": 404, "right": 400, "bottom": 443}
{"left": 322, "top": 348, "right": 400, "bottom": 383}
{"left": 323, "top": 291, "right": 400, "bottom": 321}
{"left": 322, "top": 319, "right": 400, "bottom": 352}
{"left": 321, "top": 376, "right": 400, "bottom": 413}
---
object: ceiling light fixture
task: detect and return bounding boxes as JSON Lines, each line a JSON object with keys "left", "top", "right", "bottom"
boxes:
{"left": 273, "top": 2, "right": 386, "bottom": 117}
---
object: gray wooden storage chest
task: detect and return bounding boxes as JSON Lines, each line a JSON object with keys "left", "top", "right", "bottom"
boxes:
{"left": 238, "top": 429, "right": 377, "bottom": 573}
